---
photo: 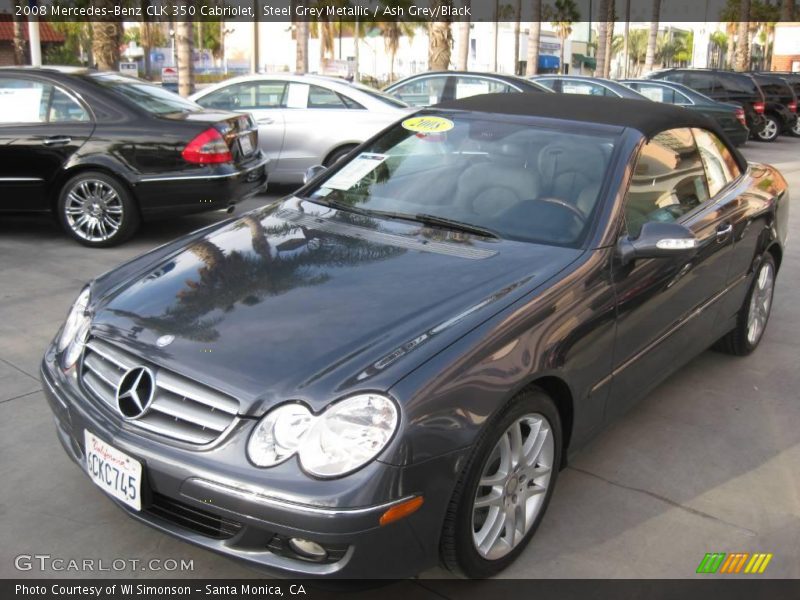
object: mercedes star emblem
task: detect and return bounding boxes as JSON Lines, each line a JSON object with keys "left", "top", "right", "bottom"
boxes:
{"left": 116, "top": 366, "right": 155, "bottom": 419}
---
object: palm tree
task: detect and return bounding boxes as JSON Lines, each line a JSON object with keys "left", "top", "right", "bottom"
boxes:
{"left": 710, "top": 31, "right": 728, "bottom": 68}
{"left": 781, "top": 0, "right": 794, "bottom": 20}
{"left": 12, "top": 0, "right": 26, "bottom": 65}
{"left": 526, "top": 0, "right": 542, "bottom": 76}
{"left": 594, "top": 0, "right": 609, "bottom": 77}
{"left": 294, "top": 1, "right": 309, "bottom": 73}
{"left": 176, "top": 18, "right": 194, "bottom": 97}
{"left": 603, "top": 0, "right": 615, "bottom": 77}
{"left": 455, "top": 1, "right": 471, "bottom": 70}
{"left": 643, "top": 0, "right": 660, "bottom": 74}
{"left": 428, "top": 0, "right": 453, "bottom": 71}
{"left": 549, "top": 0, "right": 580, "bottom": 74}
{"left": 513, "top": 0, "right": 522, "bottom": 74}
{"left": 92, "top": 21, "right": 122, "bottom": 71}
{"left": 378, "top": 21, "right": 417, "bottom": 81}
{"left": 734, "top": 0, "right": 751, "bottom": 71}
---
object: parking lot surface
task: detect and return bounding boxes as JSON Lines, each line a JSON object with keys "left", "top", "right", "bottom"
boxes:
{"left": 1, "top": 138, "right": 798, "bottom": 581}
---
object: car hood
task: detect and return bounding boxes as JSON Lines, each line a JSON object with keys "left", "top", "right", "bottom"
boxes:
{"left": 90, "top": 198, "right": 581, "bottom": 416}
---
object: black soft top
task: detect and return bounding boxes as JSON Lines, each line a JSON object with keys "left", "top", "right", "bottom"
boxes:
{"left": 434, "top": 92, "right": 723, "bottom": 139}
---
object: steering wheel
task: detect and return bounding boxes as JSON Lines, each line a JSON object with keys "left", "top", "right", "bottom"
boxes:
{"left": 531, "top": 197, "right": 588, "bottom": 226}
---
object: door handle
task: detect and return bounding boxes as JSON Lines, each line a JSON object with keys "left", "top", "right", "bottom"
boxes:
{"left": 42, "top": 136, "right": 72, "bottom": 146}
{"left": 716, "top": 223, "right": 733, "bottom": 242}
{"left": 256, "top": 117, "right": 274, "bottom": 125}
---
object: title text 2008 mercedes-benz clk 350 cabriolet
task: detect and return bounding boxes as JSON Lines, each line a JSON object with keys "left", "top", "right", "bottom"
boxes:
{"left": 42, "top": 94, "right": 788, "bottom": 578}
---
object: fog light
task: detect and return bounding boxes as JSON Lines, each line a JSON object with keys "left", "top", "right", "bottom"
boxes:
{"left": 288, "top": 538, "right": 327, "bottom": 561}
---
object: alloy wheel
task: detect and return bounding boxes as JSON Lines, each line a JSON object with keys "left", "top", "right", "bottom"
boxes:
{"left": 746, "top": 261, "right": 775, "bottom": 346}
{"left": 757, "top": 118, "right": 779, "bottom": 141}
{"left": 471, "top": 413, "right": 554, "bottom": 560}
{"left": 792, "top": 120, "right": 800, "bottom": 137}
{"left": 63, "top": 179, "right": 124, "bottom": 243}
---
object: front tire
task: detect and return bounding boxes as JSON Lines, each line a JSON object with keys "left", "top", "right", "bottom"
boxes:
{"left": 441, "top": 388, "right": 562, "bottom": 578}
{"left": 755, "top": 115, "right": 780, "bottom": 142}
{"left": 715, "top": 254, "right": 776, "bottom": 356}
{"left": 57, "top": 171, "right": 140, "bottom": 247}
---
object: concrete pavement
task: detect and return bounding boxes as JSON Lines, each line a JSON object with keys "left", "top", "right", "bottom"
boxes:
{"left": 1, "top": 138, "right": 798, "bottom": 580}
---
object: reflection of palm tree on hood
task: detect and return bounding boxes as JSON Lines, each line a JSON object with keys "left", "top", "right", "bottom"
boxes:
{"left": 110, "top": 212, "right": 405, "bottom": 342}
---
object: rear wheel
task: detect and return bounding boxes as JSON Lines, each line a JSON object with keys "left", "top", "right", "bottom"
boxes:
{"left": 755, "top": 115, "right": 780, "bottom": 142}
{"left": 715, "top": 254, "right": 776, "bottom": 356}
{"left": 791, "top": 118, "right": 800, "bottom": 137}
{"left": 57, "top": 171, "right": 139, "bottom": 247}
{"left": 441, "top": 388, "right": 561, "bottom": 578}
{"left": 323, "top": 145, "right": 357, "bottom": 167}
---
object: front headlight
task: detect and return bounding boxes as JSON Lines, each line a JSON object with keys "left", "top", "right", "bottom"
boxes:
{"left": 247, "top": 394, "right": 399, "bottom": 478}
{"left": 57, "top": 287, "right": 91, "bottom": 368}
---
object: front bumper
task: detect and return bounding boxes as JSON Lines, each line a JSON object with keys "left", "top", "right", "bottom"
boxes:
{"left": 41, "top": 350, "right": 464, "bottom": 578}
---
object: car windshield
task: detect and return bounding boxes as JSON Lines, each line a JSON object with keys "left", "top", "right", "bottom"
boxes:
{"left": 306, "top": 113, "right": 617, "bottom": 247}
{"left": 90, "top": 73, "right": 202, "bottom": 114}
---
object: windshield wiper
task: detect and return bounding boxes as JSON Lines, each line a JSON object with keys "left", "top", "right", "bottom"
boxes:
{"left": 409, "top": 214, "right": 500, "bottom": 239}
{"left": 303, "top": 198, "right": 499, "bottom": 239}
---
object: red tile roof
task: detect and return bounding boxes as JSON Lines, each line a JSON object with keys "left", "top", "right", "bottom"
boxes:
{"left": 0, "top": 15, "right": 66, "bottom": 43}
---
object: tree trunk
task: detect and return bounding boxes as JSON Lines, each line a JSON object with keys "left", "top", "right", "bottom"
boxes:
{"left": 353, "top": 18, "right": 360, "bottom": 82}
{"left": 92, "top": 21, "right": 122, "bottom": 71}
{"left": 603, "top": 0, "right": 614, "bottom": 77}
{"left": 456, "top": 12, "right": 470, "bottom": 70}
{"left": 781, "top": 0, "right": 794, "bottom": 21}
{"left": 513, "top": 0, "right": 522, "bottom": 74}
{"left": 595, "top": 0, "right": 608, "bottom": 77}
{"left": 734, "top": 0, "right": 750, "bottom": 72}
{"left": 644, "top": 0, "right": 660, "bottom": 74}
{"left": 177, "top": 19, "right": 194, "bottom": 97}
{"left": 296, "top": 21, "right": 309, "bottom": 73}
{"left": 490, "top": 0, "right": 499, "bottom": 72}
{"left": 726, "top": 28, "right": 736, "bottom": 69}
{"left": 12, "top": 1, "right": 26, "bottom": 65}
{"left": 526, "top": 0, "right": 542, "bottom": 76}
{"left": 428, "top": 1, "right": 453, "bottom": 71}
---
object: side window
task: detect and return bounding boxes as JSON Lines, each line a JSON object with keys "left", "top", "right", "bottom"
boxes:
{"left": 561, "top": 80, "right": 609, "bottom": 96}
{"left": 198, "top": 82, "right": 286, "bottom": 111}
{"left": 389, "top": 76, "right": 447, "bottom": 106}
{"left": 454, "top": 76, "right": 516, "bottom": 99}
{"left": 0, "top": 78, "right": 50, "bottom": 123}
{"left": 635, "top": 83, "right": 675, "bottom": 103}
{"left": 535, "top": 78, "right": 557, "bottom": 91}
{"left": 692, "top": 128, "right": 741, "bottom": 197}
{"left": 624, "top": 128, "right": 710, "bottom": 237}
{"left": 48, "top": 88, "right": 90, "bottom": 122}
{"left": 686, "top": 73, "right": 715, "bottom": 95}
{"left": 308, "top": 85, "right": 348, "bottom": 108}
{"left": 661, "top": 72, "right": 686, "bottom": 84}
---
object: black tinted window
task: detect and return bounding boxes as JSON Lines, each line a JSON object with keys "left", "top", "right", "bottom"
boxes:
{"left": 686, "top": 73, "right": 716, "bottom": 95}
{"left": 625, "top": 128, "right": 710, "bottom": 237}
{"left": 718, "top": 73, "right": 759, "bottom": 95}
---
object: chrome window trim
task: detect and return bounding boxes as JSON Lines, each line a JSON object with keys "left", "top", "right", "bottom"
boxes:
{"left": 139, "top": 156, "right": 268, "bottom": 183}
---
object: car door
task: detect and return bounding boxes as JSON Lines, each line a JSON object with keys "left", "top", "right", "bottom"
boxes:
{"left": 607, "top": 128, "right": 736, "bottom": 419}
{"left": 195, "top": 80, "right": 287, "bottom": 166}
{"left": 0, "top": 76, "right": 94, "bottom": 211}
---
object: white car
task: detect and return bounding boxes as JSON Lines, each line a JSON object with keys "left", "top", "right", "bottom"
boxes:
{"left": 191, "top": 74, "right": 410, "bottom": 184}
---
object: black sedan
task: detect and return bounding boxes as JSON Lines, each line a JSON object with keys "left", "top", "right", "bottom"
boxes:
{"left": 620, "top": 79, "right": 750, "bottom": 146}
{"left": 42, "top": 94, "right": 788, "bottom": 578}
{"left": 383, "top": 70, "right": 551, "bottom": 106}
{"left": 0, "top": 67, "right": 268, "bottom": 247}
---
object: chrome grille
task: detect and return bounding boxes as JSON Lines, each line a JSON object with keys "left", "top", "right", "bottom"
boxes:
{"left": 81, "top": 338, "right": 239, "bottom": 445}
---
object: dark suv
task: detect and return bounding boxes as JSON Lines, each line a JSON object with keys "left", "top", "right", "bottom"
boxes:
{"left": 647, "top": 69, "right": 768, "bottom": 140}
{"left": 754, "top": 72, "right": 800, "bottom": 136}
{"left": 749, "top": 73, "right": 798, "bottom": 141}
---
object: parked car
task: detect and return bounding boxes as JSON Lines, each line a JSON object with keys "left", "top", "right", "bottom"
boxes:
{"left": 191, "top": 74, "right": 410, "bottom": 185}
{"left": 749, "top": 73, "right": 798, "bottom": 141}
{"left": 43, "top": 93, "right": 788, "bottom": 579}
{"left": 754, "top": 71, "right": 800, "bottom": 135}
{"left": 383, "top": 70, "right": 551, "bottom": 106}
{"left": 532, "top": 74, "right": 649, "bottom": 99}
{"left": 0, "top": 67, "right": 267, "bottom": 247}
{"left": 620, "top": 79, "right": 750, "bottom": 146}
{"left": 647, "top": 68, "right": 768, "bottom": 140}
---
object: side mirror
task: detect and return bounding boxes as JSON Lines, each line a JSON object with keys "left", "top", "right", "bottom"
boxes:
{"left": 616, "top": 221, "right": 698, "bottom": 265}
{"left": 303, "top": 165, "right": 327, "bottom": 185}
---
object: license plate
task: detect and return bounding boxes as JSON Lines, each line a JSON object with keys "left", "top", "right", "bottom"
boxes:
{"left": 239, "top": 135, "right": 253, "bottom": 155}
{"left": 84, "top": 431, "right": 142, "bottom": 511}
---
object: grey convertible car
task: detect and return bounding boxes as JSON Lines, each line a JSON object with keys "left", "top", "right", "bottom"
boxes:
{"left": 43, "top": 94, "right": 788, "bottom": 578}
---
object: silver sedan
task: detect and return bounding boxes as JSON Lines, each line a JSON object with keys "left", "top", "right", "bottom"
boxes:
{"left": 191, "top": 74, "right": 410, "bottom": 184}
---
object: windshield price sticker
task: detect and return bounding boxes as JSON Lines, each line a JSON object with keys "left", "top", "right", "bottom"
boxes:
{"left": 402, "top": 116, "right": 455, "bottom": 134}
{"left": 324, "top": 153, "right": 388, "bottom": 190}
